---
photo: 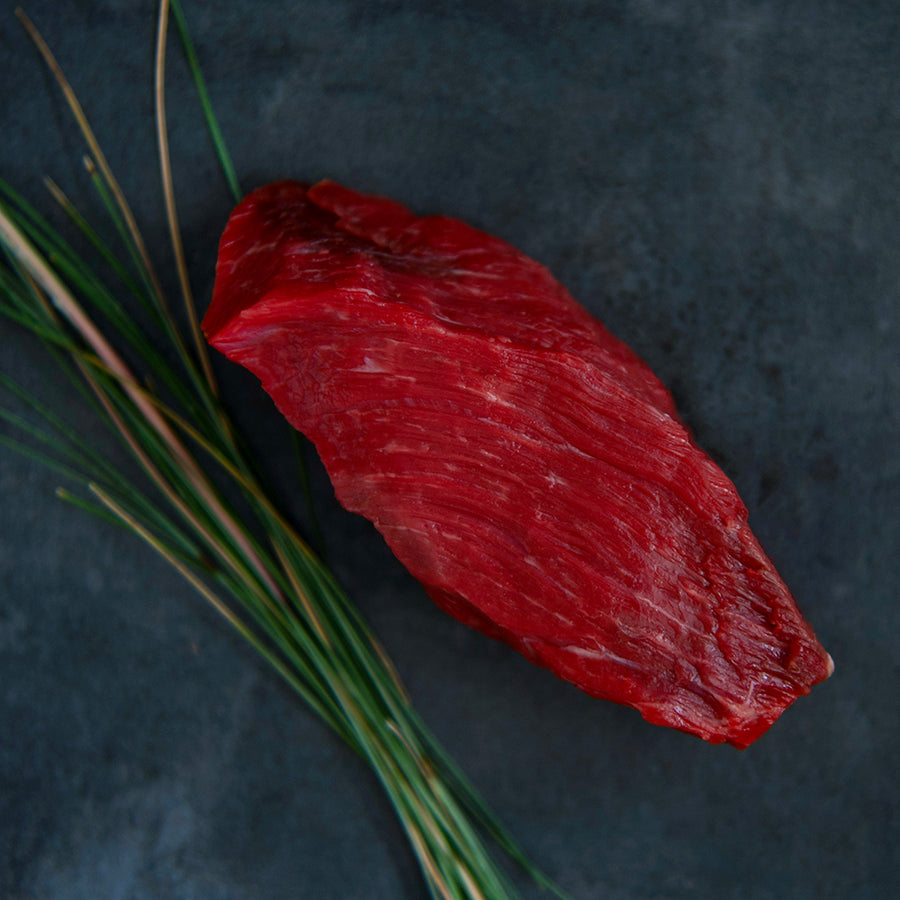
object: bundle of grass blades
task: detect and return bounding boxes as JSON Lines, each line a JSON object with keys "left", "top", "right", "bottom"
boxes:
{"left": 0, "top": 3, "right": 568, "bottom": 898}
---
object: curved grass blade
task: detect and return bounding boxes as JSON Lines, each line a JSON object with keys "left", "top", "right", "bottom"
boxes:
{"left": 155, "top": 0, "right": 217, "bottom": 395}
{"left": 169, "top": 0, "right": 241, "bottom": 203}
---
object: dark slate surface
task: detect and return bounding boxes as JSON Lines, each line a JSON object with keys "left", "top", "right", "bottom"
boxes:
{"left": 1, "top": 2, "right": 897, "bottom": 898}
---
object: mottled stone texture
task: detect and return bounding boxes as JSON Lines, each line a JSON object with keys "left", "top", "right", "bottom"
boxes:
{"left": 0, "top": 1, "right": 896, "bottom": 898}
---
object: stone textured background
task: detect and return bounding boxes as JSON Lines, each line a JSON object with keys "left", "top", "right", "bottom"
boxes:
{"left": 1, "top": 1, "right": 896, "bottom": 898}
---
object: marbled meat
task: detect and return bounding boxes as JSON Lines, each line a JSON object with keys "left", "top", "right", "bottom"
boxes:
{"left": 203, "top": 180, "right": 833, "bottom": 748}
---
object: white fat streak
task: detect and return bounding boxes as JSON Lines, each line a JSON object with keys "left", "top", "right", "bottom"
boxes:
{"left": 351, "top": 356, "right": 386, "bottom": 373}
{"left": 242, "top": 238, "right": 280, "bottom": 256}
{"left": 537, "top": 641, "right": 641, "bottom": 671}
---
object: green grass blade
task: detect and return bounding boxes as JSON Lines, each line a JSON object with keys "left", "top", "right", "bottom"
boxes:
{"left": 170, "top": 0, "right": 241, "bottom": 202}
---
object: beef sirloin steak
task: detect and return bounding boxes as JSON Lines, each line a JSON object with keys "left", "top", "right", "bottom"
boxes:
{"left": 203, "top": 179, "right": 832, "bottom": 748}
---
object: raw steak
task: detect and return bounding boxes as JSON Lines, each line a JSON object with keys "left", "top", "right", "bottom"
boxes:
{"left": 203, "top": 180, "right": 833, "bottom": 748}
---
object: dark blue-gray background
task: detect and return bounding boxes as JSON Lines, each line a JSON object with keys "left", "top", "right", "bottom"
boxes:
{"left": 1, "top": 1, "right": 896, "bottom": 897}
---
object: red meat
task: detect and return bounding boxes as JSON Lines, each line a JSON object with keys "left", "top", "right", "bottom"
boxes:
{"left": 203, "top": 180, "right": 833, "bottom": 748}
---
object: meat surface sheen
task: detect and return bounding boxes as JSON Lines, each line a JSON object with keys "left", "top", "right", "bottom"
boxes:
{"left": 203, "top": 180, "right": 833, "bottom": 748}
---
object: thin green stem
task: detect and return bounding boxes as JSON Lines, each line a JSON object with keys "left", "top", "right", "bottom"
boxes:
{"left": 170, "top": 0, "right": 241, "bottom": 202}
